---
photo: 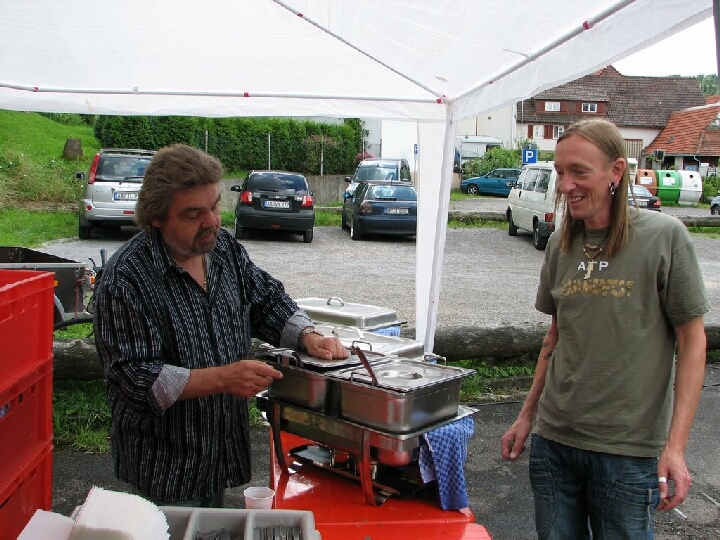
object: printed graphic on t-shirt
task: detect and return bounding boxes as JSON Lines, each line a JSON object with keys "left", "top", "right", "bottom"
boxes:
{"left": 557, "top": 258, "right": 635, "bottom": 297}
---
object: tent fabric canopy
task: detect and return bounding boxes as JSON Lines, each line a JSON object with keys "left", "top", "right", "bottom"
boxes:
{"left": 0, "top": 0, "right": 711, "bottom": 350}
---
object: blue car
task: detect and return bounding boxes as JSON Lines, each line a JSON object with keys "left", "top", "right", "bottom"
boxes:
{"left": 460, "top": 168, "right": 521, "bottom": 196}
{"left": 342, "top": 181, "right": 417, "bottom": 240}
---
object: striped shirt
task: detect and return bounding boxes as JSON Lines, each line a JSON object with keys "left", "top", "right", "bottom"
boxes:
{"left": 93, "top": 228, "right": 312, "bottom": 502}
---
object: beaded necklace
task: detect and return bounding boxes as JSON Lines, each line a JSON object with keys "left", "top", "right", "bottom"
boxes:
{"left": 582, "top": 232, "right": 607, "bottom": 280}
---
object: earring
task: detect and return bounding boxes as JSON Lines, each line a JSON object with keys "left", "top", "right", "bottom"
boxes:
{"left": 609, "top": 182, "right": 617, "bottom": 195}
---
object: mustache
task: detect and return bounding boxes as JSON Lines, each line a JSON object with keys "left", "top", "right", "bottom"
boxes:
{"left": 197, "top": 226, "right": 219, "bottom": 238}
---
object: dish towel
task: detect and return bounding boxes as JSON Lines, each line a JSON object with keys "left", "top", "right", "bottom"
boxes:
{"left": 418, "top": 416, "right": 474, "bottom": 510}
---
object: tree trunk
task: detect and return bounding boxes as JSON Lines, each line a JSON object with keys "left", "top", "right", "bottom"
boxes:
{"left": 62, "top": 138, "right": 83, "bottom": 159}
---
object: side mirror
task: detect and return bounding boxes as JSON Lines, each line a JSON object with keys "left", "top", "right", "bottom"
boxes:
{"left": 75, "top": 171, "right": 85, "bottom": 180}
{"left": 345, "top": 176, "right": 351, "bottom": 183}
{"left": 230, "top": 185, "right": 241, "bottom": 192}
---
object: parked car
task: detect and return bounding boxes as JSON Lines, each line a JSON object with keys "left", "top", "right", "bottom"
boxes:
{"left": 231, "top": 171, "right": 315, "bottom": 243}
{"left": 628, "top": 184, "right": 661, "bottom": 211}
{"left": 342, "top": 158, "right": 412, "bottom": 227}
{"left": 506, "top": 162, "right": 559, "bottom": 250}
{"left": 460, "top": 168, "right": 521, "bottom": 196}
{"left": 75, "top": 148, "right": 155, "bottom": 239}
{"left": 342, "top": 181, "right": 417, "bottom": 240}
{"left": 711, "top": 195, "right": 720, "bottom": 215}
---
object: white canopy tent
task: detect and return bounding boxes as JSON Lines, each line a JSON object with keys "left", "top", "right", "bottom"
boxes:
{"left": 0, "top": 0, "right": 711, "bottom": 351}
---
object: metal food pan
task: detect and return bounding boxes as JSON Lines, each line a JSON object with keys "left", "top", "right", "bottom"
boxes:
{"left": 329, "top": 358, "right": 474, "bottom": 433}
{"left": 295, "top": 297, "right": 406, "bottom": 330}
{"left": 260, "top": 347, "right": 384, "bottom": 414}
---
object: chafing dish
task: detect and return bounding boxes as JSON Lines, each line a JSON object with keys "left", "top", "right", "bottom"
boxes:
{"left": 329, "top": 357, "right": 474, "bottom": 434}
{"left": 295, "top": 297, "right": 406, "bottom": 332}
{"left": 259, "top": 346, "right": 386, "bottom": 413}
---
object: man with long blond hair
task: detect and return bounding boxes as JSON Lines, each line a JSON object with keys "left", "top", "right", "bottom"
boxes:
{"left": 501, "top": 119, "right": 709, "bottom": 539}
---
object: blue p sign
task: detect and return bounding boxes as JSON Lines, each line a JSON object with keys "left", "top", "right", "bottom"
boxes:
{"left": 523, "top": 148, "right": 537, "bottom": 164}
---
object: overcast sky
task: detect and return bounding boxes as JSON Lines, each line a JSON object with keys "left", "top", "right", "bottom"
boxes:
{"left": 613, "top": 17, "right": 717, "bottom": 77}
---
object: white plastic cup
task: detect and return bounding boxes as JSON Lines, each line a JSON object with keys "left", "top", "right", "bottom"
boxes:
{"left": 243, "top": 486, "right": 275, "bottom": 509}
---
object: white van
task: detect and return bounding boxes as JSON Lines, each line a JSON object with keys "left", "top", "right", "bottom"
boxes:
{"left": 506, "top": 161, "right": 561, "bottom": 250}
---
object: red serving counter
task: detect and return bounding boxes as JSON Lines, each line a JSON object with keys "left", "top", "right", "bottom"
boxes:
{"left": 270, "top": 432, "right": 492, "bottom": 540}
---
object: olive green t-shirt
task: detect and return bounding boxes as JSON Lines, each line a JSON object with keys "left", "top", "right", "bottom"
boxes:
{"left": 535, "top": 209, "right": 710, "bottom": 457}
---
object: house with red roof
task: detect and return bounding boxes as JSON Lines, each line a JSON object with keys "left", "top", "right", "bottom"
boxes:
{"left": 643, "top": 103, "right": 720, "bottom": 172}
{"left": 515, "top": 66, "right": 707, "bottom": 162}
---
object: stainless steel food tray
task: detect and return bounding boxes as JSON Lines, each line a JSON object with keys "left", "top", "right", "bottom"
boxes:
{"left": 256, "top": 391, "right": 477, "bottom": 453}
{"left": 259, "top": 347, "right": 386, "bottom": 413}
{"left": 295, "top": 297, "right": 406, "bottom": 331}
{"left": 329, "top": 358, "right": 475, "bottom": 433}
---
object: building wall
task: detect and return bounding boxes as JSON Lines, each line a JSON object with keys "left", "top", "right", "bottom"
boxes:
{"left": 456, "top": 104, "right": 516, "bottom": 147}
{"left": 516, "top": 123, "right": 660, "bottom": 155}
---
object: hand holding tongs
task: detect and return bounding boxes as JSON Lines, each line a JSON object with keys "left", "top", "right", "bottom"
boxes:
{"left": 350, "top": 344, "right": 379, "bottom": 386}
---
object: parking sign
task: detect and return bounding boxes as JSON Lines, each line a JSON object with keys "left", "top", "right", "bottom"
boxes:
{"left": 523, "top": 148, "right": 537, "bottom": 164}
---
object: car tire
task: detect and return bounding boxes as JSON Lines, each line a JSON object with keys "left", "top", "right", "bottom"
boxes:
{"left": 533, "top": 221, "right": 548, "bottom": 250}
{"left": 467, "top": 184, "right": 479, "bottom": 196}
{"left": 507, "top": 211, "right": 518, "bottom": 236}
{"left": 303, "top": 229, "right": 314, "bottom": 243}
{"left": 235, "top": 224, "right": 247, "bottom": 240}
{"left": 712, "top": 206, "right": 720, "bottom": 216}
{"left": 79, "top": 224, "right": 92, "bottom": 240}
{"left": 341, "top": 209, "right": 350, "bottom": 230}
{"left": 350, "top": 219, "right": 363, "bottom": 241}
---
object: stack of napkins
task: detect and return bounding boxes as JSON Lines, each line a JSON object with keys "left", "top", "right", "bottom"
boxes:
{"left": 69, "top": 487, "right": 169, "bottom": 540}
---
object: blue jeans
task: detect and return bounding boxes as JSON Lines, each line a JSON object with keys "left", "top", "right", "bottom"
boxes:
{"left": 529, "top": 434, "right": 660, "bottom": 540}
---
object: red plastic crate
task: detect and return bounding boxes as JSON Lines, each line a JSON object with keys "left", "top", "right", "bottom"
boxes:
{"left": 0, "top": 270, "right": 54, "bottom": 393}
{"left": 0, "top": 362, "right": 53, "bottom": 492}
{"left": 0, "top": 441, "right": 53, "bottom": 540}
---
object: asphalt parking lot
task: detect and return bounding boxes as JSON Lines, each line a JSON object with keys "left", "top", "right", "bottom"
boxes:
{"left": 45, "top": 197, "right": 720, "bottom": 538}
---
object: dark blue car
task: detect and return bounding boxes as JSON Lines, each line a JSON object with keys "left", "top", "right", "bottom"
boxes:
{"left": 342, "top": 181, "right": 417, "bottom": 240}
{"left": 460, "top": 168, "right": 521, "bottom": 196}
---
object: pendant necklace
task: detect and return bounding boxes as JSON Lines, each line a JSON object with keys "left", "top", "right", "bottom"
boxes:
{"left": 582, "top": 232, "right": 607, "bottom": 280}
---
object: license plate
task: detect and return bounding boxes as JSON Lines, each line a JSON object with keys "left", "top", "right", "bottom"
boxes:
{"left": 385, "top": 208, "right": 409, "bottom": 215}
{"left": 263, "top": 200, "right": 290, "bottom": 209}
{"left": 114, "top": 192, "right": 138, "bottom": 201}
{"left": 636, "top": 200, "right": 647, "bottom": 207}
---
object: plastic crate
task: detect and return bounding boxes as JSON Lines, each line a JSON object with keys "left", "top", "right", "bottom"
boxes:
{"left": 0, "top": 441, "right": 53, "bottom": 540}
{"left": 0, "top": 270, "right": 54, "bottom": 393}
{"left": 161, "top": 507, "right": 321, "bottom": 540}
{"left": 0, "top": 361, "right": 53, "bottom": 491}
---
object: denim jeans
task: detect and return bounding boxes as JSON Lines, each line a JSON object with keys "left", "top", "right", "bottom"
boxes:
{"left": 529, "top": 434, "right": 660, "bottom": 540}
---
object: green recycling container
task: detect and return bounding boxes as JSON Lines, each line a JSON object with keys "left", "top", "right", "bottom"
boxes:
{"left": 655, "top": 170, "right": 682, "bottom": 204}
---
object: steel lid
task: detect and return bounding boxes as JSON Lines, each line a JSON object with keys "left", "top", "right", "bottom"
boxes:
{"left": 295, "top": 297, "right": 405, "bottom": 330}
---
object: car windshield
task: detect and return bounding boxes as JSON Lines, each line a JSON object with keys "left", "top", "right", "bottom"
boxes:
{"left": 248, "top": 173, "right": 307, "bottom": 192}
{"left": 355, "top": 164, "right": 398, "bottom": 181}
{"left": 368, "top": 185, "right": 417, "bottom": 201}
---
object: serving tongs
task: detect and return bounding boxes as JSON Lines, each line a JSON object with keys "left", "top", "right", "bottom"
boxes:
{"left": 349, "top": 344, "right": 379, "bottom": 386}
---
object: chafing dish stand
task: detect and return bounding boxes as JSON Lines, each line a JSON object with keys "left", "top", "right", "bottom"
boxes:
{"left": 262, "top": 419, "right": 493, "bottom": 540}
{"left": 257, "top": 392, "right": 477, "bottom": 508}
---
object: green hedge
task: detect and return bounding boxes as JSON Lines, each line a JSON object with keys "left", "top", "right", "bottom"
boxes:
{"left": 93, "top": 116, "right": 364, "bottom": 175}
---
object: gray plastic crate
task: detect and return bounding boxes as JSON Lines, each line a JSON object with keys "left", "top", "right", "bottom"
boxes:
{"left": 160, "top": 507, "right": 321, "bottom": 540}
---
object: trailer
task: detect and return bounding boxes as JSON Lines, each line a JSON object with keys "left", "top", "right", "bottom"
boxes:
{"left": 0, "top": 246, "right": 92, "bottom": 325}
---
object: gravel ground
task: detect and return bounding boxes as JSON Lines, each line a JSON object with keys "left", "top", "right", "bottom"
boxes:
{"left": 41, "top": 198, "right": 720, "bottom": 330}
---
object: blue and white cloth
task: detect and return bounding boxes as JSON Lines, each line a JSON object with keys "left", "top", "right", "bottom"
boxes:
{"left": 418, "top": 416, "right": 474, "bottom": 510}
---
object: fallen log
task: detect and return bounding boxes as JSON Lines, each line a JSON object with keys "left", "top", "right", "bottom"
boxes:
{"left": 54, "top": 324, "right": 720, "bottom": 380}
